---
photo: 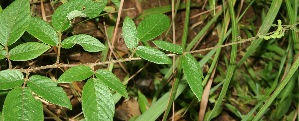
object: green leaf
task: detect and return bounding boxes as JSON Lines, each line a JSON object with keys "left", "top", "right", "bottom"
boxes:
{"left": 137, "top": 13, "right": 170, "bottom": 42}
{"left": 181, "top": 54, "right": 203, "bottom": 100}
{"left": 27, "top": 17, "right": 59, "bottom": 46}
{"left": 3, "top": 88, "right": 43, "bottom": 121}
{"left": 122, "top": 16, "right": 138, "bottom": 49}
{"left": 136, "top": 46, "right": 171, "bottom": 64}
{"left": 0, "top": 46, "right": 6, "bottom": 60}
{"left": 0, "top": 0, "right": 30, "bottom": 46}
{"left": 9, "top": 42, "right": 51, "bottom": 61}
{"left": 0, "top": 70, "right": 23, "bottom": 90}
{"left": 52, "top": 0, "right": 107, "bottom": 32}
{"left": 82, "top": 78, "right": 114, "bottom": 121}
{"left": 153, "top": 40, "right": 183, "bottom": 54}
{"left": 95, "top": 69, "right": 128, "bottom": 98}
{"left": 138, "top": 90, "right": 148, "bottom": 113}
{"left": 62, "top": 34, "right": 106, "bottom": 52}
{"left": 57, "top": 65, "right": 93, "bottom": 83}
{"left": 27, "top": 75, "right": 72, "bottom": 109}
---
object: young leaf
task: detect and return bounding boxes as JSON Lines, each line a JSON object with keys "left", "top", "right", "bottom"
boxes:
{"left": 0, "top": 0, "right": 30, "bottom": 46}
{"left": 138, "top": 90, "right": 149, "bottom": 113}
{"left": 136, "top": 46, "right": 171, "bottom": 64}
{"left": 52, "top": 0, "right": 107, "bottom": 32}
{"left": 0, "top": 46, "right": 6, "bottom": 60}
{"left": 181, "top": 54, "right": 203, "bottom": 100}
{"left": 57, "top": 65, "right": 93, "bottom": 83}
{"left": 27, "top": 17, "right": 59, "bottom": 46}
{"left": 0, "top": 70, "right": 23, "bottom": 90}
{"left": 137, "top": 13, "right": 170, "bottom": 42}
{"left": 82, "top": 78, "right": 114, "bottom": 121}
{"left": 95, "top": 69, "right": 128, "bottom": 98}
{"left": 9, "top": 42, "right": 51, "bottom": 61}
{"left": 62, "top": 34, "right": 106, "bottom": 52}
{"left": 122, "top": 16, "right": 138, "bottom": 49}
{"left": 153, "top": 40, "right": 183, "bottom": 54}
{"left": 3, "top": 88, "right": 43, "bottom": 121}
{"left": 27, "top": 75, "right": 72, "bottom": 109}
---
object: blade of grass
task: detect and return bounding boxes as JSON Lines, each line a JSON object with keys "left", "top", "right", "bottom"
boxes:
{"left": 237, "top": 0, "right": 282, "bottom": 67}
{"left": 206, "top": 0, "right": 238, "bottom": 120}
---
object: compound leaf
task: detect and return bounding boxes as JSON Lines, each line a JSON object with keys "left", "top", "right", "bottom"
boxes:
{"left": 57, "top": 65, "right": 93, "bottom": 83}
{"left": 27, "top": 75, "right": 72, "bottom": 109}
{"left": 52, "top": 0, "right": 106, "bottom": 32}
{"left": 122, "top": 16, "right": 138, "bottom": 49}
{"left": 9, "top": 42, "right": 51, "bottom": 61}
{"left": 136, "top": 46, "right": 171, "bottom": 64}
{"left": 95, "top": 69, "right": 128, "bottom": 98}
{"left": 82, "top": 78, "right": 114, "bottom": 121}
{"left": 181, "top": 53, "right": 203, "bottom": 100}
{"left": 62, "top": 34, "right": 106, "bottom": 52}
{"left": 137, "top": 13, "right": 170, "bottom": 42}
{"left": 0, "top": 70, "right": 23, "bottom": 90}
{"left": 27, "top": 17, "right": 59, "bottom": 46}
{"left": 0, "top": 0, "right": 30, "bottom": 46}
{"left": 153, "top": 40, "right": 183, "bottom": 54}
{"left": 3, "top": 88, "right": 43, "bottom": 121}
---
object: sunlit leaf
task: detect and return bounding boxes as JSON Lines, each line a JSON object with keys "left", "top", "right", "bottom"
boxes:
{"left": 27, "top": 75, "right": 72, "bottom": 109}
{"left": 0, "top": 70, "right": 23, "bottom": 90}
{"left": 122, "top": 16, "right": 138, "bottom": 49}
{"left": 3, "top": 88, "right": 43, "bottom": 121}
{"left": 153, "top": 40, "right": 183, "bottom": 54}
{"left": 62, "top": 34, "right": 106, "bottom": 52}
{"left": 57, "top": 65, "right": 93, "bottom": 83}
{"left": 136, "top": 46, "right": 171, "bottom": 64}
{"left": 95, "top": 69, "right": 128, "bottom": 98}
{"left": 181, "top": 53, "right": 203, "bottom": 100}
{"left": 137, "top": 13, "right": 170, "bottom": 42}
{"left": 82, "top": 78, "right": 114, "bottom": 121}
{"left": 9, "top": 42, "right": 51, "bottom": 61}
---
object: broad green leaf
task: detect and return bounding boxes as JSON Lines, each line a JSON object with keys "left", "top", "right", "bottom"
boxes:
{"left": 122, "top": 17, "right": 138, "bottom": 49}
{"left": 136, "top": 46, "right": 171, "bottom": 64}
{"left": 0, "top": 46, "right": 6, "bottom": 60}
{"left": 27, "top": 75, "right": 72, "bottom": 109}
{"left": 9, "top": 42, "right": 51, "bottom": 61}
{"left": 57, "top": 65, "right": 93, "bottom": 83}
{"left": 138, "top": 90, "right": 148, "bottom": 113}
{"left": 27, "top": 17, "right": 59, "bottom": 46}
{"left": 0, "top": 0, "right": 30, "bottom": 46}
{"left": 153, "top": 40, "right": 183, "bottom": 54}
{"left": 3, "top": 88, "right": 43, "bottom": 121}
{"left": 82, "top": 78, "right": 114, "bottom": 121}
{"left": 52, "top": 0, "right": 107, "bottom": 32}
{"left": 0, "top": 70, "right": 23, "bottom": 90}
{"left": 137, "top": 13, "right": 170, "bottom": 42}
{"left": 95, "top": 69, "right": 128, "bottom": 98}
{"left": 62, "top": 34, "right": 106, "bottom": 52}
{"left": 181, "top": 54, "right": 203, "bottom": 100}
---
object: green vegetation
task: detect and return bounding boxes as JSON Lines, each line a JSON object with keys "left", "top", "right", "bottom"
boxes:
{"left": 0, "top": 0, "right": 299, "bottom": 120}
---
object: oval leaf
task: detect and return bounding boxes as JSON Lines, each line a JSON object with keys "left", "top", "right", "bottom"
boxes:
{"left": 0, "top": 70, "right": 23, "bottom": 90}
{"left": 153, "top": 40, "right": 183, "bottom": 54}
{"left": 0, "top": 46, "right": 6, "bottom": 60}
{"left": 27, "top": 75, "right": 72, "bottom": 109}
{"left": 0, "top": 0, "right": 30, "bottom": 46}
{"left": 136, "top": 46, "right": 171, "bottom": 64}
{"left": 52, "top": 0, "right": 107, "bottom": 32}
{"left": 58, "top": 65, "right": 93, "bottom": 83}
{"left": 122, "top": 16, "right": 138, "bottom": 49}
{"left": 95, "top": 69, "right": 128, "bottom": 98}
{"left": 137, "top": 13, "right": 170, "bottom": 42}
{"left": 3, "top": 88, "right": 43, "bottom": 121}
{"left": 27, "top": 17, "right": 59, "bottom": 46}
{"left": 181, "top": 54, "right": 203, "bottom": 100}
{"left": 9, "top": 42, "right": 50, "bottom": 61}
{"left": 82, "top": 78, "right": 114, "bottom": 121}
{"left": 62, "top": 34, "right": 106, "bottom": 52}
